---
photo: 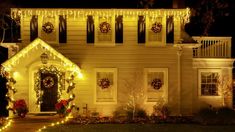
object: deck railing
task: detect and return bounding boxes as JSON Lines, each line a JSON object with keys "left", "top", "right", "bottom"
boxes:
{"left": 192, "top": 36, "right": 232, "bottom": 58}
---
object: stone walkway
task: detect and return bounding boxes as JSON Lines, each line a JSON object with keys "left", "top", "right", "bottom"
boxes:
{"left": 5, "top": 115, "right": 61, "bottom": 132}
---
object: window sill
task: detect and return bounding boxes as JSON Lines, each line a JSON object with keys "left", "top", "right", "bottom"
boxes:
{"left": 198, "top": 95, "right": 222, "bottom": 99}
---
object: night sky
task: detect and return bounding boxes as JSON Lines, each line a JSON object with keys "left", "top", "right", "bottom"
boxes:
{"left": 1, "top": 0, "right": 173, "bottom": 8}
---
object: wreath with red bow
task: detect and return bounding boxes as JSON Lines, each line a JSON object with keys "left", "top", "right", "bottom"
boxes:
{"left": 151, "top": 78, "right": 163, "bottom": 90}
{"left": 42, "top": 76, "right": 54, "bottom": 88}
{"left": 42, "top": 22, "right": 54, "bottom": 34}
{"left": 99, "top": 22, "right": 111, "bottom": 33}
{"left": 151, "top": 22, "right": 162, "bottom": 33}
{"left": 98, "top": 78, "right": 111, "bottom": 89}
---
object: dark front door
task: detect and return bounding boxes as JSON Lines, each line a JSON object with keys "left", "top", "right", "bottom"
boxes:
{"left": 40, "top": 73, "right": 58, "bottom": 112}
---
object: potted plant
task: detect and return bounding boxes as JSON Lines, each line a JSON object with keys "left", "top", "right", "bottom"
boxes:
{"left": 55, "top": 100, "right": 71, "bottom": 117}
{"left": 13, "top": 99, "right": 29, "bottom": 118}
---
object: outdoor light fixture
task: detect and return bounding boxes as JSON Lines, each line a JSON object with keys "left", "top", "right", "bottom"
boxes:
{"left": 40, "top": 52, "right": 49, "bottom": 64}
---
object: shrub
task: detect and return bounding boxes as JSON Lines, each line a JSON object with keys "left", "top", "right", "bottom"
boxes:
{"left": 55, "top": 100, "right": 71, "bottom": 117}
{"left": 153, "top": 104, "right": 170, "bottom": 119}
{"left": 217, "top": 107, "right": 235, "bottom": 124}
{"left": 13, "top": 99, "right": 28, "bottom": 118}
{"left": 136, "top": 108, "right": 148, "bottom": 118}
{"left": 194, "top": 106, "right": 235, "bottom": 125}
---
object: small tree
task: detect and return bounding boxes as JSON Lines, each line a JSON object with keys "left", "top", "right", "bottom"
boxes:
{"left": 123, "top": 72, "right": 145, "bottom": 120}
{"left": 217, "top": 75, "right": 232, "bottom": 107}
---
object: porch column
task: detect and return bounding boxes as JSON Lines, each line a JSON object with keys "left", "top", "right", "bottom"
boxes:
{"left": 177, "top": 46, "right": 182, "bottom": 115}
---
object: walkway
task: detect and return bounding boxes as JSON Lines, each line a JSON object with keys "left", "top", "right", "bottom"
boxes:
{"left": 5, "top": 114, "right": 61, "bottom": 132}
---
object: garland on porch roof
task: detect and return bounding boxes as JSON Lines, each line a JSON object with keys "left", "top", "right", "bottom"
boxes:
{"left": 0, "top": 66, "right": 17, "bottom": 112}
{"left": 34, "top": 65, "right": 65, "bottom": 106}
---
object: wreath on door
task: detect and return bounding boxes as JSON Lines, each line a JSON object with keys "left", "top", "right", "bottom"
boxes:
{"left": 42, "top": 76, "right": 55, "bottom": 88}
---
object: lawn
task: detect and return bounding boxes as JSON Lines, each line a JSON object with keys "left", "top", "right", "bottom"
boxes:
{"left": 42, "top": 124, "right": 235, "bottom": 132}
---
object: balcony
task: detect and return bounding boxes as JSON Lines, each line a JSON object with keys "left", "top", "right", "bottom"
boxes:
{"left": 192, "top": 37, "right": 232, "bottom": 58}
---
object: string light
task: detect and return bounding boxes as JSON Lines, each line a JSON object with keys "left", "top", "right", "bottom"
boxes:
{"left": 0, "top": 118, "right": 13, "bottom": 132}
{"left": 1, "top": 38, "right": 82, "bottom": 78}
{"left": 11, "top": 8, "right": 191, "bottom": 24}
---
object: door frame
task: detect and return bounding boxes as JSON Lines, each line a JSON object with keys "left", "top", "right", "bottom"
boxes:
{"left": 28, "top": 61, "right": 65, "bottom": 113}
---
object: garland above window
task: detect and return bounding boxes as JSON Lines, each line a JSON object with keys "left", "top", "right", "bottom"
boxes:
{"left": 42, "top": 22, "right": 54, "bottom": 34}
{"left": 99, "top": 22, "right": 111, "bottom": 33}
{"left": 98, "top": 78, "right": 111, "bottom": 89}
{"left": 151, "top": 22, "right": 162, "bottom": 33}
{"left": 151, "top": 78, "right": 163, "bottom": 90}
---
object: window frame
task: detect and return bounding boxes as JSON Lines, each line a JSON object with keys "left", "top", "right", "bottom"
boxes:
{"left": 38, "top": 15, "right": 59, "bottom": 44}
{"left": 146, "top": 15, "right": 166, "bottom": 47}
{"left": 94, "top": 16, "right": 115, "bottom": 46}
{"left": 94, "top": 68, "right": 117, "bottom": 104}
{"left": 198, "top": 69, "right": 221, "bottom": 97}
{"left": 144, "top": 68, "right": 168, "bottom": 104}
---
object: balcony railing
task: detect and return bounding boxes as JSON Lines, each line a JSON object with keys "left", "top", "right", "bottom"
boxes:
{"left": 192, "top": 36, "right": 232, "bottom": 58}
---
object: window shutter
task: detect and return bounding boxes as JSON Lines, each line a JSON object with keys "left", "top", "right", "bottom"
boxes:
{"left": 166, "top": 16, "right": 174, "bottom": 44}
{"left": 30, "top": 15, "right": 38, "bottom": 42}
{"left": 115, "top": 16, "right": 123, "bottom": 44}
{"left": 138, "top": 16, "right": 146, "bottom": 44}
{"left": 87, "top": 16, "right": 94, "bottom": 44}
{"left": 59, "top": 15, "right": 67, "bottom": 43}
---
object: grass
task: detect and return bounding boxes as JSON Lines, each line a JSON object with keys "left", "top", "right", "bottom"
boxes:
{"left": 43, "top": 124, "right": 235, "bottom": 132}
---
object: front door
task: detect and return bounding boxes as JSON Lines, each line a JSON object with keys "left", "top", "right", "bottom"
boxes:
{"left": 40, "top": 73, "right": 58, "bottom": 112}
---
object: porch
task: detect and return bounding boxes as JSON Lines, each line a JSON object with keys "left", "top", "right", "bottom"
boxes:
{"left": 192, "top": 36, "right": 232, "bottom": 58}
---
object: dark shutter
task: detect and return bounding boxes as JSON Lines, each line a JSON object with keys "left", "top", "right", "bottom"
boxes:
{"left": 166, "top": 16, "right": 174, "bottom": 44}
{"left": 138, "top": 16, "right": 146, "bottom": 44}
{"left": 30, "top": 15, "right": 38, "bottom": 42}
{"left": 0, "top": 46, "right": 9, "bottom": 117}
{"left": 87, "top": 16, "right": 94, "bottom": 44}
{"left": 115, "top": 16, "right": 123, "bottom": 44}
{"left": 59, "top": 15, "right": 67, "bottom": 43}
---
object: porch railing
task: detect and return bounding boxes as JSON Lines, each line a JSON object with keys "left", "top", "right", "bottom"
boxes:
{"left": 192, "top": 36, "right": 232, "bottom": 58}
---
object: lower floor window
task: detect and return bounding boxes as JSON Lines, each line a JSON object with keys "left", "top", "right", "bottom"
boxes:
{"left": 199, "top": 70, "right": 220, "bottom": 96}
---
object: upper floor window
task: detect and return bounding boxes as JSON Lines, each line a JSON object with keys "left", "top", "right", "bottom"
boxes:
{"left": 199, "top": 69, "right": 220, "bottom": 96}
{"left": 95, "top": 16, "right": 115, "bottom": 46}
{"left": 39, "top": 16, "right": 58, "bottom": 44}
{"left": 30, "top": 15, "right": 67, "bottom": 44}
{"left": 146, "top": 16, "right": 165, "bottom": 46}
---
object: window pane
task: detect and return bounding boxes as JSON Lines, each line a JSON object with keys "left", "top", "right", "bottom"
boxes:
{"left": 200, "top": 71, "right": 219, "bottom": 96}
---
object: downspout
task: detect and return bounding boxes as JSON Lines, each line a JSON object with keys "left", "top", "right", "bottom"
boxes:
{"left": 177, "top": 46, "right": 182, "bottom": 115}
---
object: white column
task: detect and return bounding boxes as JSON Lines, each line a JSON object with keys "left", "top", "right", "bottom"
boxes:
{"left": 177, "top": 46, "right": 182, "bottom": 115}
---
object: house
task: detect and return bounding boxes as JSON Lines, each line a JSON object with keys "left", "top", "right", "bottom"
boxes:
{"left": 0, "top": 8, "right": 234, "bottom": 117}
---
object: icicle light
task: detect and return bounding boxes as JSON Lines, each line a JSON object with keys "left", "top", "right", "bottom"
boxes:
{"left": 11, "top": 8, "right": 191, "bottom": 23}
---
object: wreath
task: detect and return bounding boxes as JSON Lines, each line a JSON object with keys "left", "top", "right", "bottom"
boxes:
{"left": 151, "top": 78, "right": 163, "bottom": 90}
{"left": 99, "top": 22, "right": 111, "bottom": 33}
{"left": 42, "top": 22, "right": 54, "bottom": 34}
{"left": 42, "top": 76, "right": 54, "bottom": 88}
{"left": 151, "top": 22, "right": 162, "bottom": 33}
{"left": 98, "top": 78, "right": 111, "bottom": 89}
